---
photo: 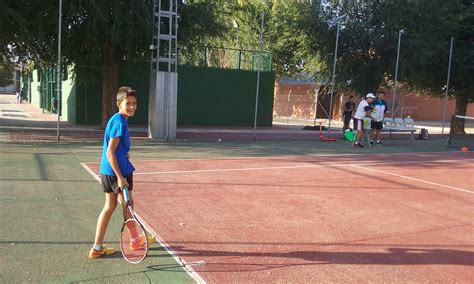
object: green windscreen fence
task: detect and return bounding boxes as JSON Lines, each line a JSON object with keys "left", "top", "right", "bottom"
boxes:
{"left": 177, "top": 65, "right": 274, "bottom": 127}
{"left": 74, "top": 63, "right": 150, "bottom": 124}
{"left": 73, "top": 64, "right": 275, "bottom": 127}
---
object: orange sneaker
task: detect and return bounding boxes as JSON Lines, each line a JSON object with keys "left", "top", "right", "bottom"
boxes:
{"left": 130, "top": 236, "right": 156, "bottom": 250}
{"left": 130, "top": 236, "right": 146, "bottom": 251}
{"left": 88, "top": 246, "right": 117, "bottom": 259}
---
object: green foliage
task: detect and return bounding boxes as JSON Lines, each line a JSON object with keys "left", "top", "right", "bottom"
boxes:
{"left": 177, "top": 0, "right": 229, "bottom": 66}
{"left": 268, "top": 0, "right": 321, "bottom": 78}
{"left": 1, "top": 0, "right": 472, "bottom": 123}
{"left": 297, "top": 0, "right": 474, "bottom": 102}
{"left": 0, "top": 61, "right": 14, "bottom": 86}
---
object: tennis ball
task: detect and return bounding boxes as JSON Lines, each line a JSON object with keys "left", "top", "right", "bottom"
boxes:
{"left": 217, "top": 138, "right": 222, "bottom": 142}
{"left": 460, "top": 146, "right": 469, "bottom": 152}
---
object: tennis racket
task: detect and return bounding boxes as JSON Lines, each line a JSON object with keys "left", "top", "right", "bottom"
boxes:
{"left": 120, "top": 186, "right": 148, "bottom": 264}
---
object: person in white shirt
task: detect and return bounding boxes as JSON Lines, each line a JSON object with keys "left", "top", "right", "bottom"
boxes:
{"left": 353, "top": 93, "right": 376, "bottom": 148}
{"left": 370, "top": 92, "right": 389, "bottom": 146}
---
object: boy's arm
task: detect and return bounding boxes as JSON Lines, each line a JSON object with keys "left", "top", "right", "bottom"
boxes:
{"left": 106, "top": 137, "right": 128, "bottom": 189}
{"left": 364, "top": 105, "right": 375, "bottom": 120}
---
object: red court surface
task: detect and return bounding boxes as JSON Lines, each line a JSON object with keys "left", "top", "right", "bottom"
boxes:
{"left": 83, "top": 152, "right": 474, "bottom": 283}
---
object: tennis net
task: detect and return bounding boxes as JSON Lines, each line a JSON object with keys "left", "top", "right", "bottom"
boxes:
{"left": 447, "top": 115, "right": 474, "bottom": 150}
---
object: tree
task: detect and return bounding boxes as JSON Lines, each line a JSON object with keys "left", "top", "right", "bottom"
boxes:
{"left": 0, "top": 0, "right": 225, "bottom": 127}
{"left": 447, "top": 2, "right": 474, "bottom": 133}
{"left": 0, "top": 58, "right": 14, "bottom": 86}
{"left": 177, "top": 1, "right": 228, "bottom": 66}
{"left": 297, "top": 0, "right": 473, "bottom": 132}
{"left": 64, "top": 1, "right": 154, "bottom": 127}
{"left": 0, "top": 0, "right": 154, "bottom": 127}
{"left": 373, "top": 0, "right": 473, "bottom": 133}
{"left": 267, "top": 0, "right": 321, "bottom": 79}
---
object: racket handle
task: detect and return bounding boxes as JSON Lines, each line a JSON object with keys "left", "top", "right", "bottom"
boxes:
{"left": 123, "top": 186, "right": 131, "bottom": 205}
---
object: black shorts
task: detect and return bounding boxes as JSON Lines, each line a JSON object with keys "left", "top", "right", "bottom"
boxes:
{"left": 343, "top": 113, "right": 352, "bottom": 125}
{"left": 371, "top": 120, "right": 383, "bottom": 130}
{"left": 100, "top": 173, "right": 134, "bottom": 193}
{"left": 353, "top": 118, "right": 363, "bottom": 131}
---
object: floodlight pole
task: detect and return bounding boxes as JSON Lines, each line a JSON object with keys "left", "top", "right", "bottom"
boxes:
{"left": 441, "top": 37, "right": 454, "bottom": 135}
{"left": 313, "top": 86, "right": 319, "bottom": 126}
{"left": 56, "top": 0, "right": 62, "bottom": 142}
{"left": 327, "top": 21, "right": 340, "bottom": 135}
{"left": 253, "top": 11, "right": 264, "bottom": 141}
{"left": 391, "top": 29, "right": 403, "bottom": 118}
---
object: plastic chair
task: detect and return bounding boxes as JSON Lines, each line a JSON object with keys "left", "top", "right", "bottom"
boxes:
{"left": 394, "top": 117, "right": 405, "bottom": 128}
{"left": 383, "top": 117, "right": 397, "bottom": 129}
{"left": 404, "top": 117, "right": 416, "bottom": 130}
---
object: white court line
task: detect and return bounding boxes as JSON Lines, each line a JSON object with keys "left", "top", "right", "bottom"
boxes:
{"left": 79, "top": 163, "right": 206, "bottom": 284}
{"left": 351, "top": 164, "right": 474, "bottom": 194}
{"left": 134, "top": 158, "right": 474, "bottom": 175}
{"left": 136, "top": 215, "right": 206, "bottom": 284}
{"left": 135, "top": 164, "right": 323, "bottom": 175}
{"left": 81, "top": 150, "right": 473, "bottom": 165}
{"left": 358, "top": 158, "right": 474, "bottom": 166}
{"left": 80, "top": 163, "right": 101, "bottom": 182}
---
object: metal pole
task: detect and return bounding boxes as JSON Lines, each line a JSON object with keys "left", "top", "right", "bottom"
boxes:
{"left": 286, "top": 89, "right": 292, "bottom": 123}
{"left": 313, "top": 87, "right": 319, "bottom": 126}
{"left": 391, "top": 29, "right": 403, "bottom": 118}
{"left": 253, "top": 11, "right": 264, "bottom": 141}
{"left": 442, "top": 37, "right": 454, "bottom": 135}
{"left": 57, "top": 0, "right": 62, "bottom": 142}
{"left": 327, "top": 21, "right": 340, "bottom": 135}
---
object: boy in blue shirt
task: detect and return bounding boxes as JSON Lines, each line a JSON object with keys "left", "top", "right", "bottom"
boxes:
{"left": 370, "top": 92, "right": 389, "bottom": 146}
{"left": 89, "top": 86, "right": 154, "bottom": 258}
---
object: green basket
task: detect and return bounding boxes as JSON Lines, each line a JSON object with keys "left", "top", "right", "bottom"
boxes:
{"left": 344, "top": 131, "right": 355, "bottom": 141}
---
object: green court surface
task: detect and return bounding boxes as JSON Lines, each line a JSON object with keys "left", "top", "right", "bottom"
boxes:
{"left": 0, "top": 138, "right": 459, "bottom": 283}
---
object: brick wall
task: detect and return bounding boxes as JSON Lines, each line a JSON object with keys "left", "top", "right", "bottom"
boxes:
{"left": 274, "top": 81, "right": 473, "bottom": 121}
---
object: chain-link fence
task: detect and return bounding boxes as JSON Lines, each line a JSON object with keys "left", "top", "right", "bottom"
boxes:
{"left": 179, "top": 46, "right": 272, "bottom": 71}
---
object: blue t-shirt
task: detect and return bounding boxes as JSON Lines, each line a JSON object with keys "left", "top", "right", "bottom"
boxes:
{"left": 371, "top": 99, "right": 388, "bottom": 121}
{"left": 99, "top": 112, "right": 135, "bottom": 176}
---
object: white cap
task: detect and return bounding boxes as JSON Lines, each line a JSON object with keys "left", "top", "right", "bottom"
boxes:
{"left": 366, "top": 93, "right": 376, "bottom": 99}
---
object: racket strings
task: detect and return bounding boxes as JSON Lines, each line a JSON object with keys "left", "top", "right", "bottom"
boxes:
{"left": 120, "top": 219, "right": 148, "bottom": 263}
{"left": 125, "top": 220, "right": 143, "bottom": 241}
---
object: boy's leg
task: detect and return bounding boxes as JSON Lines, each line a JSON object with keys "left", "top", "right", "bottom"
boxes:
{"left": 89, "top": 192, "right": 118, "bottom": 258}
{"left": 342, "top": 115, "right": 349, "bottom": 132}
{"left": 353, "top": 118, "right": 364, "bottom": 147}
{"left": 372, "top": 121, "right": 383, "bottom": 144}
{"left": 119, "top": 190, "right": 138, "bottom": 237}
{"left": 93, "top": 192, "right": 118, "bottom": 245}
{"left": 375, "top": 129, "right": 383, "bottom": 145}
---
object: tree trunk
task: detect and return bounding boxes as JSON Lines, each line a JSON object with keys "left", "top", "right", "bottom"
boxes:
{"left": 450, "top": 95, "right": 469, "bottom": 134}
{"left": 101, "top": 43, "right": 122, "bottom": 128}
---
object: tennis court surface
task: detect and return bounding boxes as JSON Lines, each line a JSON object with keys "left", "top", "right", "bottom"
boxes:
{"left": 83, "top": 151, "right": 474, "bottom": 283}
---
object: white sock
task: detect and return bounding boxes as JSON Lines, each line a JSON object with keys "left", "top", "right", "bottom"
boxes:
{"left": 93, "top": 244, "right": 103, "bottom": 251}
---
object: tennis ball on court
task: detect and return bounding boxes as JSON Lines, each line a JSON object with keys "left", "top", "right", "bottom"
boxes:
{"left": 460, "top": 146, "right": 469, "bottom": 152}
{"left": 217, "top": 138, "right": 222, "bottom": 142}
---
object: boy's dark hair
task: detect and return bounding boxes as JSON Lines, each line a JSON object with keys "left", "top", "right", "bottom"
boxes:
{"left": 349, "top": 95, "right": 354, "bottom": 99}
{"left": 117, "top": 86, "right": 136, "bottom": 102}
